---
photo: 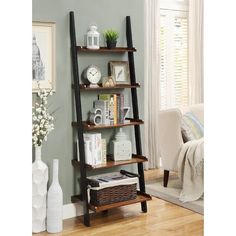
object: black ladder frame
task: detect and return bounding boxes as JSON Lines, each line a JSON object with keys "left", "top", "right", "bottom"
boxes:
{"left": 69, "top": 11, "right": 147, "bottom": 227}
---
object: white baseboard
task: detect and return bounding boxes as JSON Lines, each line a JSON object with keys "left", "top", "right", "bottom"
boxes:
{"left": 63, "top": 202, "right": 93, "bottom": 220}
{"left": 63, "top": 202, "right": 83, "bottom": 220}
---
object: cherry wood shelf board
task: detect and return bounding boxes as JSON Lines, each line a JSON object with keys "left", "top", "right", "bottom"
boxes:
{"left": 72, "top": 154, "right": 148, "bottom": 170}
{"left": 78, "top": 83, "right": 141, "bottom": 91}
{"left": 77, "top": 46, "right": 136, "bottom": 52}
{"left": 72, "top": 119, "right": 144, "bottom": 130}
{"left": 71, "top": 192, "right": 152, "bottom": 213}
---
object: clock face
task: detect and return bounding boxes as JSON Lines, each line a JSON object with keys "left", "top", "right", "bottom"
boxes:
{"left": 86, "top": 65, "right": 101, "bottom": 84}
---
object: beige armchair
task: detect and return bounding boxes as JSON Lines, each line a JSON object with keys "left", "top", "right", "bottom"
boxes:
{"left": 158, "top": 104, "right": 204, "bottom": 187}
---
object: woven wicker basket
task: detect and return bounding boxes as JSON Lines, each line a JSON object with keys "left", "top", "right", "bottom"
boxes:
{"left": 90, "top": 183, "right": 137, "bottom": 206}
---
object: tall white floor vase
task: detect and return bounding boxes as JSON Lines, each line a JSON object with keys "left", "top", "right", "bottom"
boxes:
{"left": 32, "top": 145, "right": 48, "bottom": 233}
{"left": 47, "top": 159, "right": 63, "bottom": 233}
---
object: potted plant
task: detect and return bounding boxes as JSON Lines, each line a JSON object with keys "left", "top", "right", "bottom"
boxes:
{"left": 103, "top": 29, "right": 119, "bottom": 49}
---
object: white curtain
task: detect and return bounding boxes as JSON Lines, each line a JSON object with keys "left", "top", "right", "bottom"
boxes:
{"left": 144, "top": 0, "right": 161, "bottom": 169}
{"left": 188, "top": 0, "right": 204, "bottom": 104}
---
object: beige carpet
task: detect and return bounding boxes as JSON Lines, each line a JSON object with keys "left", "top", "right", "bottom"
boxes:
{"left": 146, "top": 176, "right": 204, "bottom": 215}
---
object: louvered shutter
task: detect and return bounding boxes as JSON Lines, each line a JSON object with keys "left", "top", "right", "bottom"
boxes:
{"left": 160, "top": 10, "right": 189, "bottom": 110}
{"left": 160, "top": 15, "right": 168, "bottom": 109}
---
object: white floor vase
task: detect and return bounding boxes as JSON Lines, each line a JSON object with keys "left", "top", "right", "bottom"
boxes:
{"left": 32, "top": 145, "right": 48, "bottom": 233}
{"left": 47, "top": 159, "right": 63, "bottom": 233}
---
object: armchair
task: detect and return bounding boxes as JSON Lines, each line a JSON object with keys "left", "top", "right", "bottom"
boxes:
{"left": 158, "top": 104, "right": 204, "bottom": 187}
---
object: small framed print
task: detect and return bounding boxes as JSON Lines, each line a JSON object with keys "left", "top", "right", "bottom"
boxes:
{"left": 32, "top": 21, "right": 56, "bottom": 92}
{"left": 109, "top": 61, "right": 130, "bottom": 85}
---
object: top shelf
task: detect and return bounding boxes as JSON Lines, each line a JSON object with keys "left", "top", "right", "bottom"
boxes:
{"left": 77, "top": 46, "right": 136, "bottom": 53}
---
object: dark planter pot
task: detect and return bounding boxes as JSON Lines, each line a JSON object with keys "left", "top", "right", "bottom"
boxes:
{"left": 106, "top": 40, "right": 117, "bottom": 49}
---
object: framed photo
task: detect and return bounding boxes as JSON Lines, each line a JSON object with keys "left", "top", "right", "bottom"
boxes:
{"left": 32, "top": 22, "right": 56, "bottom": 92}
{"left": 109, "top": 61, "right": 130, "bottom": 85}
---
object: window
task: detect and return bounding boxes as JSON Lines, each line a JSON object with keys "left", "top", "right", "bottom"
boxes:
{"left": 160, "top": 2, "right": 189, "bottom": 110}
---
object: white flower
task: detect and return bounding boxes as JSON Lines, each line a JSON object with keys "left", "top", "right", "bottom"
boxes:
{"left": 36, "top": 108, "right": 42, "bottom": 113}
{"left": 32, "top": 87, "right": 54, "bottom": 147}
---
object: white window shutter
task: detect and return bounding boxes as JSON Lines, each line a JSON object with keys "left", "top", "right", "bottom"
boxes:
{"left": 160, "top": 10, "right": 189, "bottom": 110}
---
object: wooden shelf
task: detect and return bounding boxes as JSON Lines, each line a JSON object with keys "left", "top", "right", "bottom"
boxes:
{"left": 78, "top": 83, "right": 140, "bottom": 91}
{"left": 72, "top": 118, "right": 144, "bottom": 130}
{"left": 71, "top": 192, "right": 152, "bottom": 213}
{"left": 77, "top": 46, "right": 136, "bottom": 53}
{"left": 72, "top": 154, "right": 148, "bottom": 170}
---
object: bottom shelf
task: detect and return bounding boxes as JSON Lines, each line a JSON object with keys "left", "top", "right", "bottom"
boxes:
{"left": 71, "top": 192, "right": 152, "bottom": 213}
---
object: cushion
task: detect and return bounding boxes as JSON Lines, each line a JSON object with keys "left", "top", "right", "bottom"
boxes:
{"left": 181, "top": 112, "right": 204, "bottom": 142}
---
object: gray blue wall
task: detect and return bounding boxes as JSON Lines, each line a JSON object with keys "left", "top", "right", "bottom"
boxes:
{"left": 33, "top": 0, "right": 144, "bottom": 204}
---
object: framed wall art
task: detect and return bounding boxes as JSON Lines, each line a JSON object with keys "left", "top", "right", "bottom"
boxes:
{"left": 32, "top": 21, "right": 56, "bottom": 92}
{"left": 109, "top": 61, "right": 130, "bottom": 85}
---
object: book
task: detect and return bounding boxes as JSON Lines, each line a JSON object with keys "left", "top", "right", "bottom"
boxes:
{"left": 94, "top": 133, "right": 102, "bottom": 165}
{"left": 77, "top": 139, "right": 93, "bottom": 165}
{"left": 116, "top": 94, "right": 120, "bottom": 124}
{"left": 83, "top": 133, "right": 102, "bottom": 165}
{"left": 101, "top": 139, "right": 107, "bottom": 164}
{"left": 119, "top": 93, "right": 124, "bottom": 124}
{"left": 94, "top": 100, "right": 109, "bottom": 125}
{"left": 116, "top": 93, "right": 124, "bottom": 124}
{"left": 113, "top": 94, "right": 117, "bottom": 125}
{"left": 84, "top": 139, "right": 93, "bottom": 165}
{"left": 109, "top": 94, "right": 115, "bottom": 125}
{"left": 99, "top": 94, "right": 114, "bottom": 125}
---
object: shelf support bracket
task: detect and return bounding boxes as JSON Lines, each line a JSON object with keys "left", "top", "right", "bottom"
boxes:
{"left": 69, "top": 11, "right": 90, "bottom": 226}
{"left": 126, "top": 15, "right": 147, "bottom": 213}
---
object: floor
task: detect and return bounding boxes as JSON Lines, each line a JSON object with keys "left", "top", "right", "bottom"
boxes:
{"left": 144, "top": 168, "right": 177, "bottom": 182}
{"left": 35, "top": 169, "right": 204, "bottom": 236}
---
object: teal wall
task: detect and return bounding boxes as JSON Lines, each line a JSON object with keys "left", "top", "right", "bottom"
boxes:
{"left": 32, "top": 0, "right": 144, "bottom": 204}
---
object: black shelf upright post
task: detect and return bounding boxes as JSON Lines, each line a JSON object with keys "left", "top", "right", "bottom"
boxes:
{"left": 126, "top": 16, "right": 147, "bottom": 213}
{"left": 69, "top": 11, "right": 90, "bottom": 227}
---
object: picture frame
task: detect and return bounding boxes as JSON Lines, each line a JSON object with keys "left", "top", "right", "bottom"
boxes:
{"left": 109, "top": 61, "right": 130, "bottom": 85}
{"left": 32, "top": 21, "right": 56, "bottom": 92}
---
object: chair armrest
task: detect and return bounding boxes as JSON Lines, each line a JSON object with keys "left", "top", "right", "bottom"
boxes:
{"left": 158, "top": 108, "right": 183, "bottom": 171}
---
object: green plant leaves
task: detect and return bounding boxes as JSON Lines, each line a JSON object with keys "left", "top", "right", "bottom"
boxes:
{"left": 103, "top": 29, "right": 119, "bottom": 41}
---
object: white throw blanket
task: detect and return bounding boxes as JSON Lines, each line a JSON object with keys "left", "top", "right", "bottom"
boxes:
{"left": 178, "top": 138, "right": 204, "bottom": 202}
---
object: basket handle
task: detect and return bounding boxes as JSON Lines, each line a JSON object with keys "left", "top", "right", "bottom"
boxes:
{"left": 120, "top": 169, "right": 140, "bottom": 178}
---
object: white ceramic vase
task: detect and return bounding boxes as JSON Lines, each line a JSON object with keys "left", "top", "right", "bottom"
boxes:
{"left": 32, "top": 145, "right": 48, "bottom": 233}
{"left": 47, "top": 159, "right": 63, "bottom": 233}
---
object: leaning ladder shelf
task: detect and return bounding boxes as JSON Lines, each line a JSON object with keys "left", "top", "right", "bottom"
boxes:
{"left": 69, "top": 11, "right": 151, "bottom": 227}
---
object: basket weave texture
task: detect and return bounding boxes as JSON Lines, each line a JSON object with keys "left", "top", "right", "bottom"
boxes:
{"left": 90, "top": 183, "right": 137, "bottom": 206}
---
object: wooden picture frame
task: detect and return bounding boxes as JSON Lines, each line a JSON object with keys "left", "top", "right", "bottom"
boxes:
{"left": 109, "top": 61, "right": 130, "bottom": 85}
{"left": 32, "top": 21, "right": 56, "bottom": 92}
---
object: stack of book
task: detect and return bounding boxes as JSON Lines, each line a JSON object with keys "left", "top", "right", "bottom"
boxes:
{"left": 78, "top": 133, "right": 106, "bottom": 166}
{"left": 94, "top": 93, "right": 126, "bottom": 125}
